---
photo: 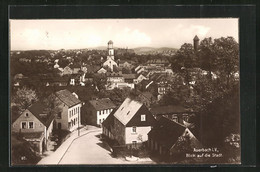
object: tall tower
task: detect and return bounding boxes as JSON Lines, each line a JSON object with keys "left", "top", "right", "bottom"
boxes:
{"left": 193, "top": 35, "right": 200, "bottom": 51}
{"left": 107, "top": 40, "right": 114, "bottom": 60}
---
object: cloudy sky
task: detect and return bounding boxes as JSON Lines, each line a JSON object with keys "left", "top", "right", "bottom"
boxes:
{"left": 10, "top": 19, "right": 238, "bottom": 50}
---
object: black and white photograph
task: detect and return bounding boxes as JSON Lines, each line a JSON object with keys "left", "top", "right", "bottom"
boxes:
{"left": 10, "top": 18, "right": 240, "bottom": 165}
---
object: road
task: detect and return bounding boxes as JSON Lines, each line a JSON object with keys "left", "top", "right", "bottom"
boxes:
{"left": 58, "top": 129, "right": 154, "bottom": 165}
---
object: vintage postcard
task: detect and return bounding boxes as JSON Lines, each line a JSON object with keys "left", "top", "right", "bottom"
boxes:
{"left": 10, "top": 18, "right": 240, "bottom": 165}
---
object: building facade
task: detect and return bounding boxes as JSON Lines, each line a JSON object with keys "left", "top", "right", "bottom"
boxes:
{"left": 83, "top": 98, "right": 116, "bottom": 126}
{"left": 12, "top": 101, "right": 55, "bottom": 154}
{"left": 54, "top": 89, "right": 82, "bottom": 132}
{"left": 102, "top": 98, "right": 157, "bottom": 148}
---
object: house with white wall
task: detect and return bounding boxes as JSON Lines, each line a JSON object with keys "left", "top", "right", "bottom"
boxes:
{"left": 82, "top": 98, "right": 116, "bottom": 126}
{"left": 102, "top": 98, "right": 157, "bottom": 149}
{"left": 12, "top": 101, "right": 55, "bottom": 154}
{"left": 54, "top": 89, "right": 82, "bottom": 131}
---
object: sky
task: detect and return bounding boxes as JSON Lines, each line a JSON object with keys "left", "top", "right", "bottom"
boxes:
{"left": 10, "top": 19, "right": 238, "bottom": 50}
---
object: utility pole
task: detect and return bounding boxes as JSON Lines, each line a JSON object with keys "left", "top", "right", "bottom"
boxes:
{"left": 78, "top": 107, "right": 80, "bottom": 136}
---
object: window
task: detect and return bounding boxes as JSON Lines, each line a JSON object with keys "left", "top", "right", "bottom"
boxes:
{"left": 132, "top": 127, "right": 136, "bottom": 133}
{"left": 58, "top": 112, "right": 61, "bottom": 119}
{"left": 132, "top": 141, "right": 137, "bottom": 149}
{"left": 25, "top": 113, "right": 29, "bottom": 117}
{"left": 21, "top": 122, "right": 27, "bottom": 129}
{"left": 58, "top": 123, "right": 61, "bottom": 129}
{"left": 141, "top": 115, "right": 146, "bottom": 121}
{"left": 99, "top": 119, "right": 102, "bottom": 124}
{"left": 29, "top": 122, "right": 34, "bottom": 129}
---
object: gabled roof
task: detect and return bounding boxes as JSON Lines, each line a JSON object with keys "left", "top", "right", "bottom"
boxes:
{"left": 113, "top": 98, "right": 143, "bottom": 126}
{"left": 150, "top": 105, "right": 191, "bottom": 115}
{"left": 55, "top": 89, "right": 81, "bottom": 107}
{"left": 89, "top": 98, "right": 116, "bottom": 111}
{"left": 122, "top": 74, "right": 136, "bottom": 79}
{"left": 86, "top": 65, "right": 100, "bottom": 73}
{"left": 140, "top": 91, "right": 156, "bottom": 101}
{"left": 24, "top": 101, "right": 55, "bottom": 127}
{"left": 106, "top": 72, "right": 123, "bottom": 77}
{"left": 148, "top": 117, "right": 186, "bottom": 149}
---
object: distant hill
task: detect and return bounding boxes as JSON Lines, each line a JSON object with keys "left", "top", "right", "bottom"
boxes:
{"left": 133, "top": 47, "right": 178, "bottom": 56}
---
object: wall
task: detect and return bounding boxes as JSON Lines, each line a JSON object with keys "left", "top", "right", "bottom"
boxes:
{"left": 97, "top": 108, "right": 114, "bottom": 125}
{"left": 12, "top": 109, "right": 45, "bottom": 133}
{"left": 113, "top": 118, "right": 125, "bottom": 145}
{"left": 68, "top": 103, "right": 82, "bottom": 131}
{"left": 45, "top": 120, "right": 54, "bottom": 142}
{"left": 125, "top": 126, "right": 152, "bottom": 144}
{"left": 55, "top": 101, "right": 69, "bottom": 130}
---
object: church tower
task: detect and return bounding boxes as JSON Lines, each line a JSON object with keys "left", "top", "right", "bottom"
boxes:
{"left": 193, "top": 35, "right": 199, "bottom": 51}
{"left": 103, "top": 40, "right": 118, "bottom": 72}
{"left": 107, "top": 40, "right": 114, "bottom": 60}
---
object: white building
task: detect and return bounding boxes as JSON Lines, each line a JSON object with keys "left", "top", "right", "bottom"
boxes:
{"left": 54, "top": 89, "right": 82, "bottom": 131}
{"left": 103, "top": 40, "right": 118, "bottom": 72}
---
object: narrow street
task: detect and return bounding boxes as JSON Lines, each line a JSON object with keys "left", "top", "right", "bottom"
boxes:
{"left": 58, "top": 129, "right": 154, "bottom": 165}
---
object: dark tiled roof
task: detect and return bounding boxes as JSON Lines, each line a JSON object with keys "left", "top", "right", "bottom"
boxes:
{"left": 122, "top": 74, "right": 136, "bottom": 79}
{"left": 89, "top": 98, "right": 116, "bottom": 111}
{"left": 55, "top": 89, "right": 81, "bottom": 107}
{"left": 106, "top": 72, "right": 123, "bottom": 77}
{"left": 86, "top": 65, "right": 101, "bottom": 73}
{"left": 140, "top": 92, "right": 155, "bottom": 100}
{"left": 150, "top": 105, "right": 190, "bottom": 115}
{"left": 148, "top": 117, "right": 186, "bottom": 149}
{"left": 20, "top": 101, "right": 56, "bottom": 127}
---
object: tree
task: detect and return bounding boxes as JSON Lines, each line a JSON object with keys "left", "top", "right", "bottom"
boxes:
{"left": 13, "top": 87, "right": 38, "bottom": 113}
{"left": 212, "top": 37, "right": 239, "bottom": 88}
{"left": 171, "top": 43, "right": 198, "bottom": 88}
{"left": 171, "top": 43, "right": 198, "bottom": 72}
{"left": 198, "top": 37, "right": 217, "bottom": 80}
{"left": 198, "top": 83, "right": 240, "bottom": 147}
